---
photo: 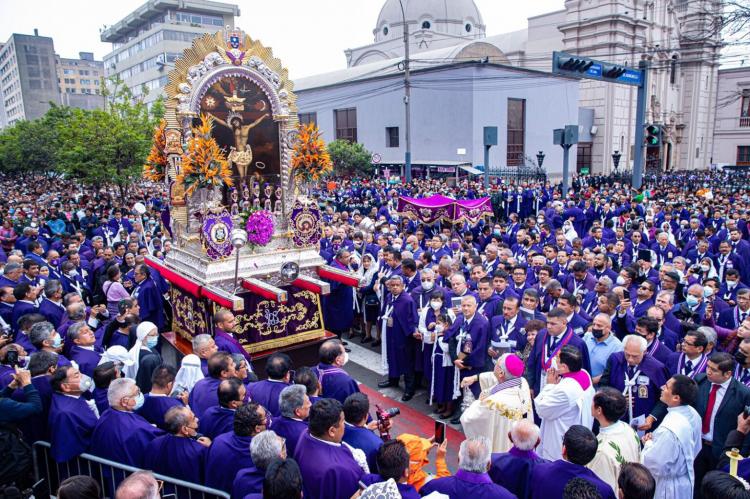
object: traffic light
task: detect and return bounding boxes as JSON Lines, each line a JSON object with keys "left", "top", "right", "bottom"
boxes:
{"left": 558, "top": 57, "right": 594, "bottom": 73}
{"left": 645, "top": 124, "right": 661, "bottom": 146}
{"left": 603, "top": 66, "right": 627, "bottom": 79}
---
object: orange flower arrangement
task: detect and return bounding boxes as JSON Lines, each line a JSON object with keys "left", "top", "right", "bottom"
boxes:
{"left": 143, "top": 119, "right": 167, "bottom": 182}
{"left": 291, "top": 122, "right": 333, "bottom": 183}
{"left": 177, "top": 114, "right": 233, "bottom": 197}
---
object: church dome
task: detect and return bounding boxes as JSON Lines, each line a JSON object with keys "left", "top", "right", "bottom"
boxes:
{"left": 374, "top": 0, "right": 485, "bottom": 42}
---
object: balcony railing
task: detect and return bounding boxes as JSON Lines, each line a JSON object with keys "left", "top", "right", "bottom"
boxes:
{"left": 741, "top": 117, "right": 750, "bottom": 127}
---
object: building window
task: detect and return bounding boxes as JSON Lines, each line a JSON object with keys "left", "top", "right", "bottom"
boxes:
{"left": 506, "top": 98, "right": 526, "bottom": 166}
{"left": 466, "top": 23, "right": 472, "bottom": 33}
{"left": 422, "top": 21, "right": 431, "bottom": 30}
{"left": 386, "top": 127, "right": 399, "bottom": 148}
{"left": 741, "top": 91, "right": 750, "bottom": 118}
{"left": 299, "top": 112, "right": 317, "bottom": 126}
{"left": 738, "top": 146, "right": 750, "bottom": 166}
{"left": 576, "top": 143, "right": 592, "bottom": 174}
{"left": 334, "top": 108, "right": 357, "bottom": 142}
{"left": 670, "top": 56, "right": 678, "bottom": 85}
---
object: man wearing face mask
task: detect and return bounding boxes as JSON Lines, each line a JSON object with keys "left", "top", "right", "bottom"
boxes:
{"left": 717, "top": 288, "right": 750, "bottom": 330}
{"left": 313, "top": 339, "right": 359, "bottom": 404}
{"left": 48, "top": 364, "right": 99, "bottom": 464}
{"left": 583, "top": 314, "right": 624, "bottom": 385}
{"left": 717, "top": 269, "right": 747, "bottom": 307}
{"left": 144, "top": 405, "right": 211, "bottom": 482}
{"left": 733, "top": 338, "right": 750, "bottom": 388}
{"left": 29, "top": 321, "right": 70, "bottom": 367}
{"left": 89, "top": 377, "right": 165, "bottom": 467}
{"left": 410, "top": 268, "right": 441, "bottom": 313}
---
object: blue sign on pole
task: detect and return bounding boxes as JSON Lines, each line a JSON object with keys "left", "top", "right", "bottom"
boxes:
{"left": 617, "top": 68, "right": 643, "bottom": 86}
{"left": 585, "top": 63, "right": 602, "bottom": 78}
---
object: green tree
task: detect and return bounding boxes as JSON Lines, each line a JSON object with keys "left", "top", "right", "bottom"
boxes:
{"left": 0, "top": 105, "right": 69, "bottom": 174}
{"left": 327, "top": 139, "right": 374, "bottom": 177}
{"left": 55, "top": 75, "right": 162, "bottom": 199}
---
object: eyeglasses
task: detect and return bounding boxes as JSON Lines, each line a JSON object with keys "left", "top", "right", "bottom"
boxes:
{"left": 682, "top": 341, "right": 697, "bottom": 347}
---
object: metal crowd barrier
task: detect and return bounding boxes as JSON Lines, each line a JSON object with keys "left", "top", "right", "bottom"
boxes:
{"left": 32, "top": 441, "right": 230, "bottom": 499}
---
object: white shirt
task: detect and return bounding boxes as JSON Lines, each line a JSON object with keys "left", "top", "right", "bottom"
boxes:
{"left": 701, "top": 378, "right": 731, "bottom": 442}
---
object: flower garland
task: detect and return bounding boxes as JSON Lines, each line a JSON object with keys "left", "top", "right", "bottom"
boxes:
{"left": 143, "top": 119, "right": 167, "bottom": 182}
{"left": 245, "top": 209, "right": 275, "bottom": 248}
{"left": 177, "top": 114, "right": 233, "bottom": 197}
{"left": 291, "top": 122, "right": 333, "bottom": 183}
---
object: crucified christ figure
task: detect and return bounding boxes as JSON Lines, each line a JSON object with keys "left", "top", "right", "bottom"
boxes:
{"left": 208, "top": 112, "right": 269, "bottom": 180}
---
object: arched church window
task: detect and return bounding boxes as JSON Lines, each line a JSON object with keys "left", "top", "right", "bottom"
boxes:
{"left": 383, "top": 26, "right": 389, "bottom": 36}
{"left": 466, "top": 23, "right": 472, "bottom": 33}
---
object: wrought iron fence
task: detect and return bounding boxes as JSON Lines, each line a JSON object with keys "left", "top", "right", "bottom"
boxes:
{"left": 487, "top": 165, "right": 547, "bottom": 184}
{"left": 32, "top": 441, "right": 230, "bottom": 499}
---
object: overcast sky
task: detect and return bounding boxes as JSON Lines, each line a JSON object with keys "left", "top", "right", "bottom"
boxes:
{"left": 0, "top": 0, "right": 564, "bottom": 79}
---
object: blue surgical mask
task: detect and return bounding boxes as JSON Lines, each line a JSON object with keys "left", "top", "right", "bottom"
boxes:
{"left": 132, "top": 392, "right": 145, "bottom": 410}
{"left": 685, "top": 295, "right": 700, "bottom": 307}
{"left": 50, "top": 335, "right": 62, "bottom": 349}
{"left": 146, "top": 336, "right": 158, "bottom": 349}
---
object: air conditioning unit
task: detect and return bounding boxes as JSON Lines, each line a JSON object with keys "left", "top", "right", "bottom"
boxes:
{"left": 590, "top": 125, "right": 598, "bottom": 136}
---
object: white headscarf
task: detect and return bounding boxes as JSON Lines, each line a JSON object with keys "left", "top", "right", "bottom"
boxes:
{"left": 129, "top": 321, "right": 156, "bottom": 379}
{"left": 172, "top": 354, "right": 204, "bottom": 396}
{"left": 98, "top": 345, "right": 136, "bottom": 378}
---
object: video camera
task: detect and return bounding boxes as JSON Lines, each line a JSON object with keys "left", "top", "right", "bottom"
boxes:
{"left": 375, "top": 405, "right": 400, "bottom": 440}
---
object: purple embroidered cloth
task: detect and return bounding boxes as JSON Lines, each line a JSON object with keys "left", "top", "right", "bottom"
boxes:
{"left": 397, "top": 195, "right": 492, "bottom": 225}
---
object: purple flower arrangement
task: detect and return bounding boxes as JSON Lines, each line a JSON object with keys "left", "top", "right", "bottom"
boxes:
{"left": 245, "top": 209, "right": 275, "bottom": 248}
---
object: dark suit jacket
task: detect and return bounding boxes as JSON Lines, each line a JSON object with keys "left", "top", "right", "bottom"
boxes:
{"left": 525, "top": 328, "right": 591, "bottom": 394}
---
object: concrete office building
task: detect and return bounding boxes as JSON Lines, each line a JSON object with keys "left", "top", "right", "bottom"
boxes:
{"left": 712, "top": 66, "right": 750, "bottom": 167}
{"left": 0, "top": 31, "right": 61, "bottom": 128}
{"left": 101, "top": 0, "right": 239, "bottom": 105}
{"left": 57, "top": 52, "right": 105, "bottom": 110}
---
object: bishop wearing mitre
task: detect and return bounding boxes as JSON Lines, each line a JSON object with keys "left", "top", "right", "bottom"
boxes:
{"left": 459, "top": 353, "right": 533, "bottom": 453}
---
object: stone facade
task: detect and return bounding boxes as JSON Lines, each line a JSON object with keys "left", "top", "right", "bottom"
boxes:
{"left": 712, "top": 66, "right": 750, "bottom": 166}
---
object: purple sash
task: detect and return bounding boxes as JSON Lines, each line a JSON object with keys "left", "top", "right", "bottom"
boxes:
{"left": 542, "top": 329, "right": 572, "bottom": 370}
{"left": 678, "top": 353, "right": 708, "bottom": 379}
{"left": 489, "top": 377, "right": 522, "bottom": 396}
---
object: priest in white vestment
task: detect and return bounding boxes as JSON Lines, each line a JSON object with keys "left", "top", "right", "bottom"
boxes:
{"left": 587, "top": 387, "right": 641, "bottom": 494}
{"left": 535, "top": 345, "right": 595, "bottom": 460}
{"left": 459, "top": 353, "right": 533, "bottom": 452}
{"left": 641, "top": 374, "right": 702, "bottom": 499}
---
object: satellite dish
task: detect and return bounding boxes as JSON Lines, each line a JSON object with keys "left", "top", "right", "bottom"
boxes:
{"left": 133, "top": 202, "right": 147, "bottom": 215}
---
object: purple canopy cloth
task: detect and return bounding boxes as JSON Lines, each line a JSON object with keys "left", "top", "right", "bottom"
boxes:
{"left": 397, "top": 195, "right": 492, "bottom": 225}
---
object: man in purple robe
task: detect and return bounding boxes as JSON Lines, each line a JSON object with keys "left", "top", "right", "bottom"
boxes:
{"left": 212, "top": 309, "right": 252, "bottom": 363}
{"left": 189, "top": 351, "right": 237, "bottom": 419}
{"left": 445, "top": 294, "right": 490, "bottom": 404}
{"left": 143, "top": 406, "right": 211, "bottom": 483}
{"left": 88, "top": 377, "right": 165, "bottom": 468}
{"left": 489, "top": 420, "right": 547, "bottom": 499}
{"left": 11, "top": 282, "right": 39, "bottom": 333}
{"left": 199, "top": 377, "right": 245, "bottom": 439}
{"left": 15, "top": 350, "right": 56, "bottom": 444}
{"left": 205, "top": 402, "right": 267, "bottom": 492}
{"left": 525, "top": 307, "right": 592, "bottom": 395}
{"left": 322, "top": 248, "right": 355, "bottom": 348}
{"left": 233, "top": 429, "right": 287, "bottom": 499}
{"left": 420, "top": 436, "right": 516, "bottom": 499}
{"left": 530, "top": 425, "right": 616, "bottom": 498}
{"left": 137, "top": 365, "right": 184, "bottom": 430}
{"left": 342, "top": 392, "right": 384, "bottom": 472}
{"left": 377, "top": 275, "right": 419, "bottom": 401}
{"left": 247, "top": 352, "right": 292, "bottom": 417}
{"left": 131, "top": 264, "right": 164, "bottom": 331}
{"left": 600, "top": 335, "right": 668, "bottom": 426}
{"left": 48, "top": 364, "right": 98, "bottom": 463}
{"left": 38, "top": 280, "right": 65, "bottom": 328}
{"left": 67, "top": 322, "right": 102, "bottom": 377}
{"left": 294, "top": 398, "right": 365, "bottom": 499}
{"left": 271, "top": 384, "right": 310, "bottom": 457}
{"left": 313, "top": 339, "right": 359, "bottom": 404}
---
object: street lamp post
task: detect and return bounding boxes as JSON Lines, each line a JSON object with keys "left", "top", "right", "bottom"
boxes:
{"left": 612, "top": 150, "right": 622, "bottom": 173}
{"left": 397, "top": 0, "right": 412, "bottom": 183}
{"left": 536, "top": 150, "right": 545, "bottom": 170}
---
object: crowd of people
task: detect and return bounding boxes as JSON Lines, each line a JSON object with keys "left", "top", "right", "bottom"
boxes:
{"left": 1, "top": 170, "right": 750, "bottom": 498}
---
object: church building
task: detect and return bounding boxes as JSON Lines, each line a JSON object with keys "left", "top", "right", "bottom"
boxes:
{"left": 296, "top": 0, "right": 722, "bottom": 176}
